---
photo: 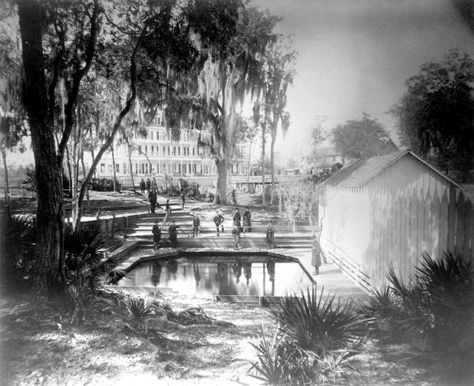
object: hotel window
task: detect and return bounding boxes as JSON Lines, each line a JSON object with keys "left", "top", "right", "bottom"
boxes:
{"left": 115, "top": 164, "right": 120, "bottom": 173}
{"left": 168, "top": 146, "right": 170, "bottom": 156}
{"left": 178, "top": 147, "right": 181, "bottom": 156}
{"left": 123, "top": 163, "right": 127, "bottom": 174}
{"left": 156, "top": 131, "right": 160, "bottom": 141}
{"left": 192, "top": 147, "right": 195, "bottom": 156}
{"left": 138, "top": 145, "right": 142, "bottom": 154}
{"left": 150, "top": 131, "right": 153, "bottom": 141}
{"left": 145, "top": 145, "right": 148, "bottom": 155}
{"left": 178, "top": 164, "right": 181, "bottom": 174}
{"left": 108, "top": 164, "right": 112, "bottom": 174}
{"left": 100, "top": 163, "right": 105, "bottom": 174}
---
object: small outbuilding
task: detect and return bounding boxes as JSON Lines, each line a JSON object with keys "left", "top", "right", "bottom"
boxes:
{"left": 318, "top": 150, "right": 473, "bottom": 290}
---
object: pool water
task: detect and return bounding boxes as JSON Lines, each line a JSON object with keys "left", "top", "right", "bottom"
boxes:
{"left": 116, "top": 257, "right": 314, "bottom": 297}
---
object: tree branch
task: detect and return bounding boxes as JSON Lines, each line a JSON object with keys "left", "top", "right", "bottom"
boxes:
{"left": 57, "top": 0, "right": 101, "bottom": 163}
{"left": 73, "top": 34, "right": 143, "bottom": 229}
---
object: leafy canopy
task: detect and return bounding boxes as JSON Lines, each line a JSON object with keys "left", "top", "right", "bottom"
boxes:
{"left": 332, "top": 113, "right": 390, "bottom": 160}
{"left": 392, "top": 49, "right": 474, "bottom": 177}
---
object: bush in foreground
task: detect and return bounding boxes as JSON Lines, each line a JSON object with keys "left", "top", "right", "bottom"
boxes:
{"left": 250, "top": 287, "right": 366, "bottom": 384}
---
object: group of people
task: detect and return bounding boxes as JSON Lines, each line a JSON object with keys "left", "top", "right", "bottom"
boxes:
{"left": 140, "top": 177, "right": 158, "bottom": 194}
{"left": 152, "top": 220, "right": 179, "bottom": 250}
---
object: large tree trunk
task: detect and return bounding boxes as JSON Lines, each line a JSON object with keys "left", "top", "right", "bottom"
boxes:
{"left": 111, "top": 145, "right": 117, "bottom": 192}
{"left": 80, "top": 153, "right": 90, "bottom": 211}
{"left": 1, "top": 149, "right": 11, "bottom": 217}
{"left": 18, "top": 0, "right": 65, "bottom": 293}
{"left": 261, "top": 125, "right": 266, "bottom": 205}
{"left": 215, "top": 157, "right": 228, "bottom": 205}
{"left": 270, "top": 132, "right": 276, "bottom": 204}
{"left": 127, "top": 142, "right": 136, "bottom": 193}
{"left": 246, "top": 141, "right": 252, "bottom": 192}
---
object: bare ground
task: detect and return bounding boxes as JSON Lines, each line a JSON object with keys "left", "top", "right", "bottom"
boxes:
{"left": 0, "top": 288, "right": 454, "bottom": 386}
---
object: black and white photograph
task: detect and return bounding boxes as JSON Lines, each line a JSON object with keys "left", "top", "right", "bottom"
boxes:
{"left": 1, "top": 0, "right": 473, "bottom": 384}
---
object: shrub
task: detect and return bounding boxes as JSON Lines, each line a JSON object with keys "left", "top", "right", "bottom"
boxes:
{"left": 0, "top": 214, "right": 36, "bottom": 287}
{"left": 270, "top": 287, "right": 367, "bottom": 357}
{"left": 250, "top": 327, "right": 318, "bottom": 385}
{"left": 120, "top": 296, "right": 157, "bottom": 332}
{"left": 359, "top": 286, "right": 401, "bottom": 339}
{"left": 250, "top": 287, "right": 366, "bottom": 384}
{"left": 90, "top": 177, "right": 121, "bottom": 191}
{"left": 387, "top": 252, "right": 474, "bottom": 353}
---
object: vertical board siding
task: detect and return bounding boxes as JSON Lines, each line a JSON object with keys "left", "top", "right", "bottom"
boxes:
{"left": 320, "top": 154, "right": 474, "bottom": 290}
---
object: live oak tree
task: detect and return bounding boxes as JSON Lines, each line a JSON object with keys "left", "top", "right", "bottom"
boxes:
{"left": 392, "top": 50, "right": 474, "bottom": 180}
{"left": 177, "top": 2, "right": 279, "bottom": 204}
{"left": 17, "top": 0, "right": 102, "bottom": 293}
{"left": 332, "top": 113, "right": 389, "bottom": 161}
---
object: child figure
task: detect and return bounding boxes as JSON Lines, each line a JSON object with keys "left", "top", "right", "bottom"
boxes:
{"left": 266, "top": 220, "right": 275, "bottom": 248}
{"left": 192, "top": 214, "right": 200, "bottom": 238}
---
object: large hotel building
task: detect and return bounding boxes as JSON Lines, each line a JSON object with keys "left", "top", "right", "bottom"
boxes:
{"left": 96, "top": 113, "right": 249, "bottom": 184}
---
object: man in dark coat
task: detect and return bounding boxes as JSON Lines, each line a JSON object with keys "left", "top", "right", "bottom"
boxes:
{"left": 152, "top": 221, "right": 161, "bottom": 251}
{"left": 233, "top": 207, "right": 241, "bottom": 227}
{"left": 168, "top": 220, "right": 179, "bottom": 248}
{"left": 148, "top": 188, "right": 157, "bottom": 213}
{"left": 214, "top": 211, "right": 224, "bottom": 236}
{"left": 243, "top": 207, "right": 252, "bottom": 233}
{"left": 140, "top": 178, "right": 146, "bottom": 194}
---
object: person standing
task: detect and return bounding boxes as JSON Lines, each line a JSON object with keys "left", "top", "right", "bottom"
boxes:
{"left": 168, "top": 220, "right": 179, "bottom": 248}
{"left": 312, "top": 237, "right": 322, "bottom": 275}
{"left": 140, "top": 178, "right": 146, "bottom": 194}
{"left": 192, "top": 214, "right": 200, "bottom": 238}
{"left": 148, "top": 188, "right": 157, "bottom": 214}
{"left": 266, "top": 220, "right": 275, "bottom": 248}
{"left": 146, "top": 178, "right": 151, "bottom": 193}
{"left": 152, "top": 221, "right": 161, "bottom": 251}
{"left": 181, "top": 192, "right": 186, "bottom": 209}
{"left": 165, "top": 199, "right": 171, "bottom": 216}
{"left": 232, "top": 225, "right": 241, "bottom": 250}
{"left": 243, "top": 207, "right": 252, "bottom": 233}
{"left": 214, "top": 211, "right": 224, "bottom": 236}
{"left": 233, "top": 207, "right": 241, "bottom": 228}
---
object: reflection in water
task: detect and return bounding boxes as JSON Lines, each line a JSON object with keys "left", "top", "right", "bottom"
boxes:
{"left": 267, "top": 261, "right": 275, "bottom": 282}
{"left": 231, "top": 262, "right": 242, "bottom": 283}
{"left": 151, "top": 263, "right": 162, "bottom": 287}
{"left": 243, "top": 262, "right": 252, "bottom": 285}
{"left": 118, "top": 257, "right": 313, "bottom": 297}
{"left": 193, "top": 261, "right": 201, "bottom": 285}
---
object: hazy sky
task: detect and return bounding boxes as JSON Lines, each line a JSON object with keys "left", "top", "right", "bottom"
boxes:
{"left": 256, "top": 0, "right": 474, "bottom": 160}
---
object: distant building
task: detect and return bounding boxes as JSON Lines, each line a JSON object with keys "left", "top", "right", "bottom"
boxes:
{"left": 319, "top": 150, "right": 473, "bottom": 290}
{"left": 95, "top": 112, "right": 249, "bottom": 182}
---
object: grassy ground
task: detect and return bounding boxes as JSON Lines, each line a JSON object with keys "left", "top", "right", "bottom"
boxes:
{"left": 0, "top": 289, "right": 443, "bottom": 386}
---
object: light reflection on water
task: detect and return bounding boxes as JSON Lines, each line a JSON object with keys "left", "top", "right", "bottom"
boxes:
{"left": 117, "top": 257, "right": 313, "bottom": 297}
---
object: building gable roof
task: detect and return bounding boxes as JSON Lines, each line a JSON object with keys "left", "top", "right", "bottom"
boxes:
{"left": 325, "top": 150, "right": 461, "bottom": 189}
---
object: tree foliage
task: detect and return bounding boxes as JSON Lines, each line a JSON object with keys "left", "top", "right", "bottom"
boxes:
{"left": 332, "top": 113, "right": 389, "bottom": 160}
{"left": 392, "top": 50, "right": 474, "bottom": 178}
